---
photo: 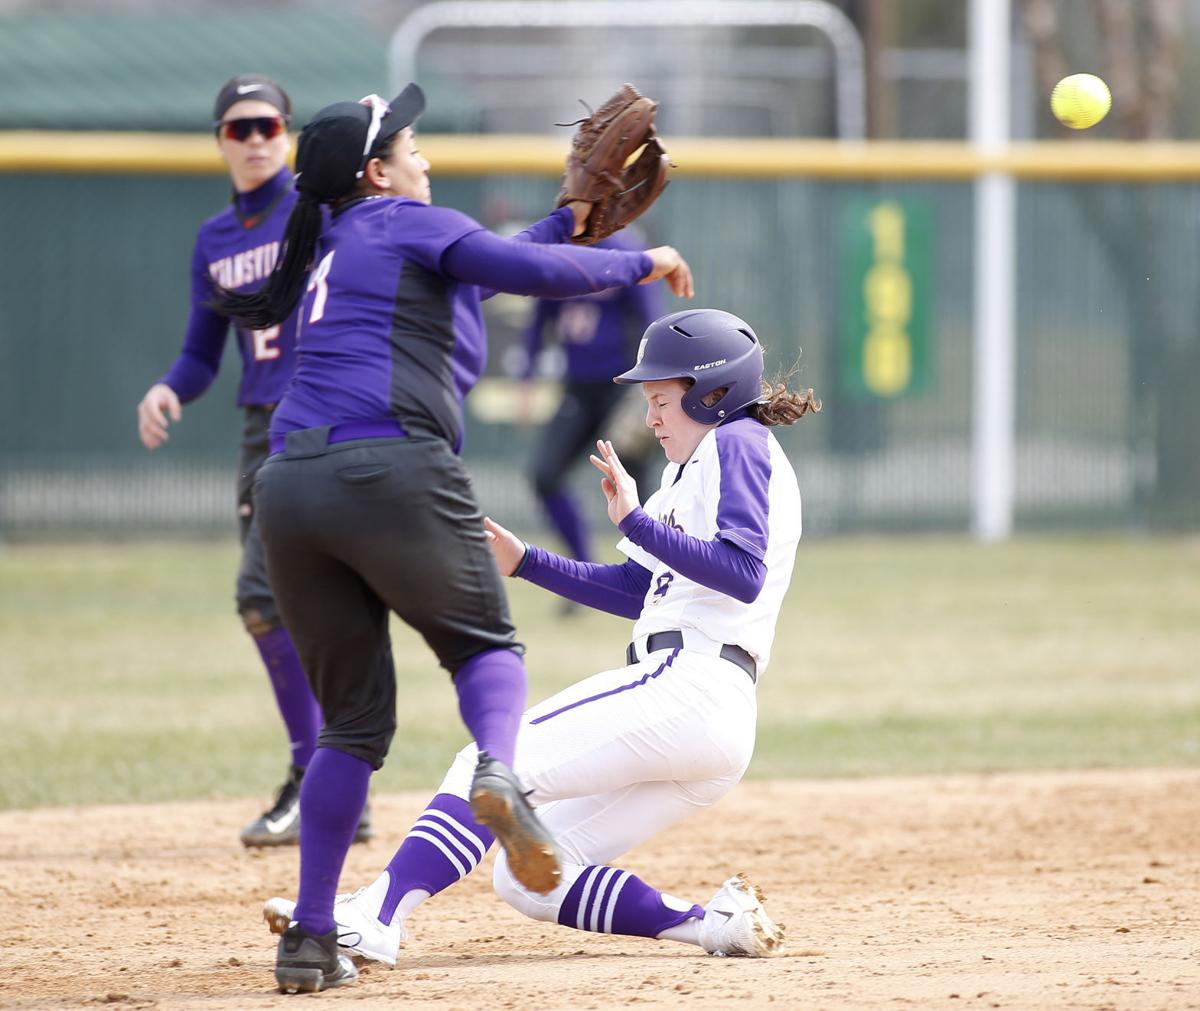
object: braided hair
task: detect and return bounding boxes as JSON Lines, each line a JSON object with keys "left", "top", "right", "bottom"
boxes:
{"left": 209, "top": 108, "right": 404, "bottom": 330}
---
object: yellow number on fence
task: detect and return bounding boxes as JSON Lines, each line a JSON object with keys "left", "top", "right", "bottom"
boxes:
{"left": 861, "top": 203, "right": 913, "bottom": 397}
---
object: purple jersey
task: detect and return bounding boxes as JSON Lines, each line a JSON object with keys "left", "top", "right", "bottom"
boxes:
{"left": 522, "top": 235, "right": 664, "bottom": 382}
{"left": 272, "top": 199, "right": 652, "bottom": 451}
{"left": 159, "top": 167, "right": 301, "bottom": 406}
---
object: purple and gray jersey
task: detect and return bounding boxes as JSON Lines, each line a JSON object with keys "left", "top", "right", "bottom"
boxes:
{"left": 271, "top": 201, "right": 652, "bottom": 452}
{"left": 160, "top": 167, "right": 301, "bottom": 406}
{"left": 520, "top": 234, "right": 663, "bottom": 382}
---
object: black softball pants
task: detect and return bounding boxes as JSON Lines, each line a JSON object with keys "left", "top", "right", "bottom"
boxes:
{"left": 253, "top": 431, "right": 522, "bottom": 770}
{"left": 235, "top": 404, "right": 282, "bottom": 632}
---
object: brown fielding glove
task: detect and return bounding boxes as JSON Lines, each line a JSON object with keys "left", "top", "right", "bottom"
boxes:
{"left": 556, "top": 84, "right": 671, "bottom": 245}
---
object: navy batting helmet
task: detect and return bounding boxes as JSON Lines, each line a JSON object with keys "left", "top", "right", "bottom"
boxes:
{"left": 614, "top": 309, "right": 764, "bottom": 425}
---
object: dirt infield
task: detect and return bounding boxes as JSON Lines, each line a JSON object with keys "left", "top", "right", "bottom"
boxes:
{"left": 1, "top": 769, "right": 1197, "bottom": 1010}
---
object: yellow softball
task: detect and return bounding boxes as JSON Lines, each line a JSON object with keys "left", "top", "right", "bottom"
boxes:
{"left": 1051, "top": 73, "right": 1112, "bottom": 130}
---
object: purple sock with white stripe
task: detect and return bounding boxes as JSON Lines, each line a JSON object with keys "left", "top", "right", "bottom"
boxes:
{"left": 557, "top": 865, "right": 705, "bottom": 938}
{"left": 380, "top": 794, "right": 494, "bottom": 922}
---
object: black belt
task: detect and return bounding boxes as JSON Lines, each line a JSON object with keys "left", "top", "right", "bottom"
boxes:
{"left": 626, "top": 631, "right": 757, "bottom": 684}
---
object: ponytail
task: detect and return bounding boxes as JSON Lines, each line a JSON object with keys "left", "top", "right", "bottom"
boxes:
{"left": 209, "top": 192, "right": 324, "bottom": 329}
{"left": 747, "top": 361, "right": 822, "bottom": 427}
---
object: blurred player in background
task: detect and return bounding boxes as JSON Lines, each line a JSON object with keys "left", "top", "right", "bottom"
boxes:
{"left": 134, "top": 74, "right": 370, "bottom": 850}
{"left": 520, "top": 232, "right": 663, "bottom": 566}
{"left": 264, "top": 308, "right": 820, "bottom": 967}
{"left": 209, "top": 84, "right": 693, "bottom": 994}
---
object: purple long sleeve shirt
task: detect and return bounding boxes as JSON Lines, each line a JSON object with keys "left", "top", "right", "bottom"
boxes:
{"left": 271, "top": 201, "right": 652, "bottom": 451}
{"left": 515, "top": 516, "right": 766, "bottom": 615}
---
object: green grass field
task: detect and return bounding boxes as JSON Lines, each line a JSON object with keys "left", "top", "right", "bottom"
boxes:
{"left": 1, "top": 537, "right": 1197, "bottom": 810}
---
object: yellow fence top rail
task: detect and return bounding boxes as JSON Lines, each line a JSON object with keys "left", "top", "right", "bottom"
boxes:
{"left": 2, "top": 131, "right": 1199, "bottom": 180}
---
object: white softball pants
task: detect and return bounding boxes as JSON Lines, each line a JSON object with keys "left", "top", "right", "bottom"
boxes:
{"left": 437, "top": 645, "right": 758, "bottom": 922}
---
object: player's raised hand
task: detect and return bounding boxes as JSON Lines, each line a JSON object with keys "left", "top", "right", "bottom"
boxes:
{"left": 589, "top": 439, "right": 639, "bottom": 525}
{"left": 483, "top": 516, "right": 528, "bottom": 577}
{"left": 642, "top": 247, "right": 694, "bottom": 299}
{"left": 137, "top": 383, "right": 182, "bottom": 450}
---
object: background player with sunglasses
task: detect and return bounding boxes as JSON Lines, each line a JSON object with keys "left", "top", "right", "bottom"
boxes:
{"left": 135, "top": 74, "right": 370, "bottom": 850}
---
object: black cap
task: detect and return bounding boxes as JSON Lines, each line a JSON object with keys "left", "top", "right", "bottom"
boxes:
{"left": 294, "top": 84, "right": 425, "bottom": 203}
{"left": 213, "top": 74, "right": 292, "bottom": 122}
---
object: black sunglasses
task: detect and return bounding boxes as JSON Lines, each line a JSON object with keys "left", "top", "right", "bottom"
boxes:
{"left": 215, "top": 116, "right": 288, "bottom": 142}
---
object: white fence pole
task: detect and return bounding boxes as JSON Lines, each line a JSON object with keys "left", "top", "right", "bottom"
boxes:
{"left": 969, "top": 0, "right": 1016, "bottom": 542}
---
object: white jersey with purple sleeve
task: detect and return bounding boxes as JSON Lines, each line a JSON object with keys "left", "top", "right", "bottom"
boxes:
{"left": 616, "top": 417, "right": 801, "bottom": 677}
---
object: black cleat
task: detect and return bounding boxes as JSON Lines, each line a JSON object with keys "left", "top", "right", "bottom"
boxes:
{"left": 274, "top": 923, "right": 358, "bottom": 994}
{"left": 241, "top": 766, "right": 302, "bottom": 847}
{"left": 469, "top": 752, "right": 562, "bottom": 894}
{"left": 241, "top": 766, "right": 373, "bottom": 848}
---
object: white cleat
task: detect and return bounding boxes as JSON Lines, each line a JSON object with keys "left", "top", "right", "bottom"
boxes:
{"left": 698, "top": 873, "right": 785, "bottom": 958}
{"left": 262, "top": 872, "right": 406, "bottom": 967}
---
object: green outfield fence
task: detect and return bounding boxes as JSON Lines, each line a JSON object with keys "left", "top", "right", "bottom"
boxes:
{"left": 2, "top": 135, "right": 1198, "bottom": 539}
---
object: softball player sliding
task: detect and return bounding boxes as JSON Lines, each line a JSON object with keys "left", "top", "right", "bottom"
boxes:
{"left": 264, "top": 308, "right": 821, "bottom": 967}
{"left": 135, "top": 75, "right": 368, "bottom": 849}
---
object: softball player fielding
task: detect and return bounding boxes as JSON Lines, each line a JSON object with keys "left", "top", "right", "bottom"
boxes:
{"left": 264, "top": 308, "right": 820, "bottom": 971}
{"left": 209, "top": 84, "right": 693, "bottom": 994}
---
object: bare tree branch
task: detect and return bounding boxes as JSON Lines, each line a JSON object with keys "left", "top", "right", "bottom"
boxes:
{"left": 1143, "top": 0, "right": 1184, "bottom": 138}
{"left": 1020, "top": 0, "right": 1069, "bottom": 107}
{"left": 1096, "top": 0, "right": 1144, "bottom": 138}
{"left": 865, "top": 0, "right": 897, "bottom": 138}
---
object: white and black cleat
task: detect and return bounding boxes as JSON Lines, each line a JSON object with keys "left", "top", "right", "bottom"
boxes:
{"left": 698, "top": 873, "right": 786, "bottom": 958}
{"left": 240, "top": 766, "right": 302, "bottom": 847}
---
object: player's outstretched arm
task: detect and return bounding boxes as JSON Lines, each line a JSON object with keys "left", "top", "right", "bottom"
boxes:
{"left": 485, "top": 514, "right": 652, "bottom": 618}
{"left": 136, "top": 383, "right": 182, "bottom": 450}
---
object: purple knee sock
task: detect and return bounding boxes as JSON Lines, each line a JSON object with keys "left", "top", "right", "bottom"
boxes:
{"left": 454, "top": 649, "right": 527, "bottom": 767}
{"left": 380, "top": 794, "right": 495, "bottom": 923}
{"left": 293, "top": 747, "right": 372, "bottom": 936}
{"left": 542, "top": 490, "right": 593, "bottom": 562}
{"left": 251, "top": 625, "right": 321, "bottom": 769}
{"left": 558, "top": 866, "right": 704, "bottom": 938}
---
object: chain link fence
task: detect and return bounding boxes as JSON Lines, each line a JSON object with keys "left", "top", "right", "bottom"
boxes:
{"left": 2, "top": 159, "right": 1196, "bottom": 539}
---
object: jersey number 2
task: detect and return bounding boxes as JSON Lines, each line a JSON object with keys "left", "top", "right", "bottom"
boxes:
{"left": 251, "top": 326, "right": 280, "bottom": 361}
